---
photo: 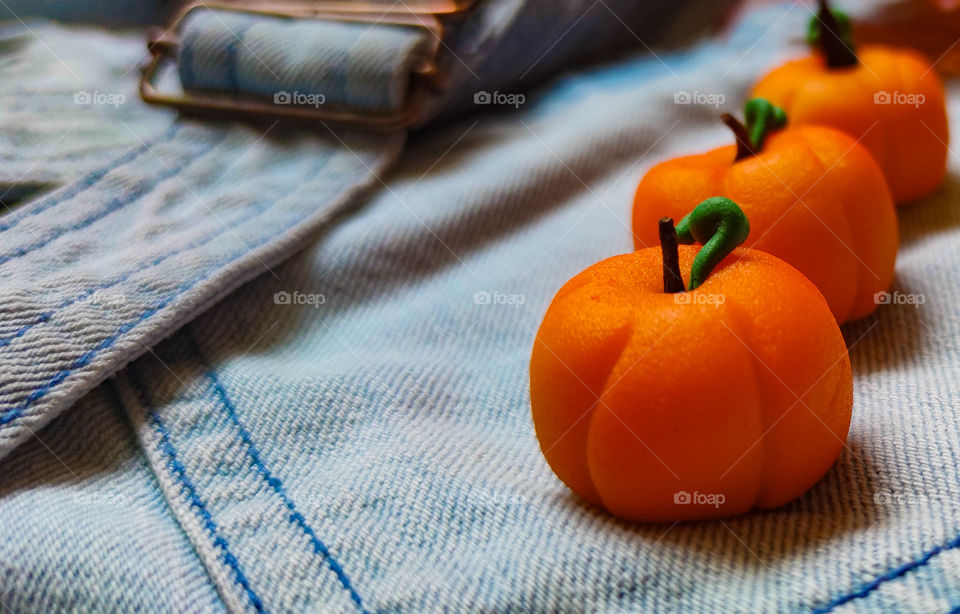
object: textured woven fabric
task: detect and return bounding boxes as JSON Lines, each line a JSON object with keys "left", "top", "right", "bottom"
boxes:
{"left": 0, "top": 384, "right": 226, "bottom": 612}
{"left": 3, "top": 1, "right": 960, "bottom": 613}
{"left": 0, "top": 21, "right": 171, "bottom": 195}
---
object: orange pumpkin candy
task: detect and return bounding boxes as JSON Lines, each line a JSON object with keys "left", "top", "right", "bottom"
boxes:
{"left": 530, "top": 199, "right": 852, "bottom": 522}
{"left": 632, "top": 100, "right": 898, "bottom": 324}
{"left": 751, "top": 0, "right": 949, "bottom": 203}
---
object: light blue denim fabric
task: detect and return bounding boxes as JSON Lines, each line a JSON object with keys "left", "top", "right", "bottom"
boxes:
{"left": 0, "top": 21, "right": 172, "bottom": 194}
{"left": 3, "top": 2, "right": 960, "bottom": 613}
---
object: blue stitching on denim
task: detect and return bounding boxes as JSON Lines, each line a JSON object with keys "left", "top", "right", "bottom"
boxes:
{"left": 0, "top": 128, "right": 225, "bottom": 267}
{"left": 0, "top": 203, "right": 266, "bottom": 349}
{"left": 187, "top": 330, "right": 369, "bottom": 613}
{"left": 0, "top": 145, "right": 338, "bottom": 350}
{"left": 0, "top": 124, "right": 181, "bottom": 233}
{"left": 127, "top": 366, "right": 266, "bottom": 613}
{"left": 814, "top": 533, "right": 960, "bottom": 613}
{"left": 0, "top": 262, "right": 204, "bottom": 427}
{"left": 0, "top": 143, "right": 347, "bottom": 428}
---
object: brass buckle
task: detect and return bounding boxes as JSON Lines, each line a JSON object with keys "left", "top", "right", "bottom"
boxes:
{"left": 140, "top": 1, "right": 474, "bottom": 129}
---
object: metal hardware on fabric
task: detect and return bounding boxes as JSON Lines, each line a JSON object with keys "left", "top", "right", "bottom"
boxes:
{"left": 140, "top": 1, "right": 475, "bottom": 129}
{"left": 202, "top": 1, "right": 475, "bottom": 15}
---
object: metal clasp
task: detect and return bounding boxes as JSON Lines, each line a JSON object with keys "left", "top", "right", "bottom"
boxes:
{"left": 140, "top": 1, "right": 474, "bottom": 129}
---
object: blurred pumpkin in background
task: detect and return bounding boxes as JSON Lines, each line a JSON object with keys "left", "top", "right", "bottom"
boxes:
{"left": 751, "top": 0, "right": 949, "bottom": 203}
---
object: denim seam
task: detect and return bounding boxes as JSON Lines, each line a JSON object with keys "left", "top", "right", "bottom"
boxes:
{"left": 103, "top": 380, "right": 229, "bottom": 613}
{"left": 0, "top": 128, "right": 225, "bottom": 267}
{"left": 0, "top": 145, "right": 338, "bottom": 350}
{"left": 0, "top": 123, "right": 181, "bottom": 233}
{"left": 0, "top": 204, "right": 266, "bottom": 350}
{"left": 127, "top": 364, "right": 266, "bottom": 614}
{"left": 0, "top": 218, "right": 238, "bottom": 428}
{"left": 813, "top": 533, "right": 960, "bottom": 613}
{"left": 0, "top": 134, "right": 401, "bottom": 434}
{"left": 188, "top": 329, "right": 369, "bottom": 613}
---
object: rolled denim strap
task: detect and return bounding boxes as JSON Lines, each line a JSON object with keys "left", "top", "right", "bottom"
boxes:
{"left": 177, "top": 7, "right": 433, "bottom": 114}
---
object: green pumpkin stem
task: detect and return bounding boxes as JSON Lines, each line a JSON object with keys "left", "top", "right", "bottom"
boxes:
{"left": 675, "top": 197, "right": 750, "bottom": 290}
{"left": 809, "top": 0, "right": 857, "bottom": 68}
{"left": 658, "top": 217, "right": 685, "bottom": 294}
{"left": 744, "top": 98, "right": 787, "bottom": 151}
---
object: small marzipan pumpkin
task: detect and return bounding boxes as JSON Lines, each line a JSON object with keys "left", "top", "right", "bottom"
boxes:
{"left": 632, "top": 98, "right": 898, "bottom": 324}
{"left": 751, "top": 0, "right": 949, "bottom": 203}
{"left": 530, "top": 198, "right": 853, "bottom": 522}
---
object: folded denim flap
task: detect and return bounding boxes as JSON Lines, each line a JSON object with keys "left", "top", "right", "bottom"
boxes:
{"left": 0, "top": 124, "right": 404, "bottom": 462}
{"left": 178, "top": 7, "right": 433, "bottom": 114}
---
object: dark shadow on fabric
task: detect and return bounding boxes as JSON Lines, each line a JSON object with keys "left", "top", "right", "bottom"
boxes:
{"left": 843, "top": 276, "right": 927, "bottom": 374}
{"left": 0, "top": 182, "right": 56, "bottom": 212}
{"left": 0, "top": 384, "right": 136, "bottom": 491}
{"left": 897, "top": 172, "right": 960, "bottom": 249}
{"left": 560, "top": 437, "right": 880, "bottom": 570}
